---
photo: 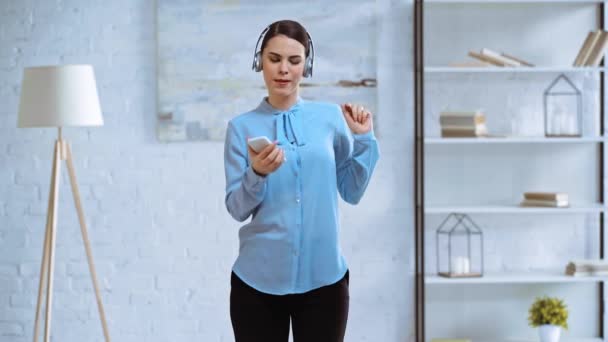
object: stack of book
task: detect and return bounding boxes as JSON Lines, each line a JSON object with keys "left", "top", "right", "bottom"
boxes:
{"left": 565, "top": 259, "right": 608, "bottom": 276}
{"left": 520, "top": 192, "right": 569, "bottom": 207}
{"left": 439, "top": 111, "right": 488, "bottom": 138}
{"left": 467, "top": 47, "right": 534, "bottom": 67}
{"left": 573, "top": 30, "right": 608, "bottom": 67}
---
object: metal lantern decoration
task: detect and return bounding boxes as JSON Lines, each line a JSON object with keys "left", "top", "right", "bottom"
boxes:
{"left": 544, "top": 74, "right": 582, "bottom": 137}
{"left": 436, "top": 213, "right": 484, "bottom": 278}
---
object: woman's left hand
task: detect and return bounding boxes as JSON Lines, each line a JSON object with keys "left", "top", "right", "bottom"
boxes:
{"left": 340, "top": 103, "right": 373, "bottom": 135}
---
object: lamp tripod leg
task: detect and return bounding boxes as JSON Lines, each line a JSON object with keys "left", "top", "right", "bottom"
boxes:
{"left": 65, "top": 142, "right": 111, "bottom": 342}
{"left": 32, "top": 142, "right": 60, "bottom": 342}
{"left": 43, "top": 141, "right": 61, "bottom": 342}
{"left": 39, "top": 141, "right": 62, "bottom": 342}
{"left": 32, "top": 212, "right": 50, "bottom": 342}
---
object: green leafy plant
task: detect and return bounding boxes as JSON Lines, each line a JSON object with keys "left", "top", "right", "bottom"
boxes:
{"left": 528, "top": 296, "right": 568, "bottom": 329}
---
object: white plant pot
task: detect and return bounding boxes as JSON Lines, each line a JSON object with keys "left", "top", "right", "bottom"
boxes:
{"left": 538, "top": 324, "right": 561, "bottom": 342}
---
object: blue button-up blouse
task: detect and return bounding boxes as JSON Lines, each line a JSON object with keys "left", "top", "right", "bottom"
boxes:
{"left": 223, "top": 97, "right": 379, "bottom": 295}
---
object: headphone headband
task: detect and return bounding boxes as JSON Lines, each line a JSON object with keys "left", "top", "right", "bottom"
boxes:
{"left": 253, "top": 26, "right": 270, "bottom": 61}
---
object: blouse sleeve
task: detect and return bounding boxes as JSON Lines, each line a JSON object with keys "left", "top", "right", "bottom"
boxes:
{"left": 333, "top": 106, "right": 380, "bottom": 204}
{"left": 223, "top": 120, "right": 267, "bottom": 222}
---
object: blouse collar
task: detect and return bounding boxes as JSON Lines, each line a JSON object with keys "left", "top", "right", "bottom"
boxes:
{"left": 256, "top": 96, "right": 306, "bottom": 146}
{"left": 256, "top": 96, "right": 304, "bottom": 115}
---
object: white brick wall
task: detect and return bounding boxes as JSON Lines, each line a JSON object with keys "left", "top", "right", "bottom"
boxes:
{"left": 0, "top": 1, "right": 414, "bottom": 341}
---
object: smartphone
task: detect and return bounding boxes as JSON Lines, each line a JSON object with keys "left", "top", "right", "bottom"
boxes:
{"left": 247, "top": 136, "right": 272, "bottom": 153}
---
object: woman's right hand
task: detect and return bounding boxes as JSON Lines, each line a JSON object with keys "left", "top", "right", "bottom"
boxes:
{"left": 248, "top": 140, "right": 285, "bottom": 176}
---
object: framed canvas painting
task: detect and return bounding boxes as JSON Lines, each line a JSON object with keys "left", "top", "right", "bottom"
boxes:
{"left": 156, "top": 0, "right": 377, "bottom": 142}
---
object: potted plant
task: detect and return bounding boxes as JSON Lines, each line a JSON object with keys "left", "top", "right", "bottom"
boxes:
{"left": 528, "top": 296, "right": 569, "bottom": 342}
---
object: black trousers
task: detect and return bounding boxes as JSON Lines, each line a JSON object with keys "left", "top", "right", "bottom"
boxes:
{"left": 230, "top": 271, "right": 349, "bottom": 342}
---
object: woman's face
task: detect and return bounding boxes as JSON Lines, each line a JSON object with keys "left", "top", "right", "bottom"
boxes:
{"left": 261, "top": 34, "right": 306, "bottom": 99}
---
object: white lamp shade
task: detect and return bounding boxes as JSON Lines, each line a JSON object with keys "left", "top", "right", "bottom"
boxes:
{"left": 18, "top": 65, "right": 104, "bottom": 128}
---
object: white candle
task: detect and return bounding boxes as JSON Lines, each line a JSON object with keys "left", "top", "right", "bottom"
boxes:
{"left": 451, "top": 256, "right": 470, "bottom": 274}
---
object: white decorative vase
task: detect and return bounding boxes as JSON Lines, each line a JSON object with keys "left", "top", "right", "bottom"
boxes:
{"left": 538, "top": 324, "right": 561, "bottom": 342}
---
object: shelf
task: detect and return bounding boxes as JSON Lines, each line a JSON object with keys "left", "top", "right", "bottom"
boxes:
{"left": 425, "top": 0, "right": 604, "bottom": 4}
{"left": 425, "top": 204, "right": 606, "bottom": 214}
{"left": 425, "top": 136, "right": 605, "bottom": 144}
{"left": 425, "top": 271, "right": 608, "bottom": 284}
{"left": 424, "top": 66, "right": 604, "bottom": 73}
{"left": 434, "top": 339, "right": 602, "bottom": 342}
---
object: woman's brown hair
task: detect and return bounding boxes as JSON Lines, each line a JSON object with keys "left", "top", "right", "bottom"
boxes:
{"left": 260, "top": 20, "right": 311, "bottom": 57}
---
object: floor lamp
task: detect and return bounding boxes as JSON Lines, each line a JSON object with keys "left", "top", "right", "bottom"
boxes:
{"left": 17, "top": 65, "right": 110, "bottom": 342}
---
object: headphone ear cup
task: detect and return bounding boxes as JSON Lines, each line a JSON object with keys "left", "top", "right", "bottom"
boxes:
{"left": 303, "top": 56, "right": 313, "bottom": 77}
{"left": 253, "top": 51, "right": 262, "bottom": 72}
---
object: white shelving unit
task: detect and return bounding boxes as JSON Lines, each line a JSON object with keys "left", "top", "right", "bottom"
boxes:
{"left": 414, "top": 0, "right": 607, "bottom": 341}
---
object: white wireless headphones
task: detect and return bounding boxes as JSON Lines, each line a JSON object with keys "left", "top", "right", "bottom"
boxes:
{"left": 251, "top": 25, "right": 315, "bottom": 78}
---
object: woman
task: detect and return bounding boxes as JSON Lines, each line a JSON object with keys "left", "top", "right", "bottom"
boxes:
{"left": 223, "top": 19, "right": 379, "bottom": 342}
